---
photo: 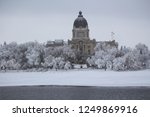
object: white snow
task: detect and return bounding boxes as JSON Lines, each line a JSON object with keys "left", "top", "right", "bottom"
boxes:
{"left": 0, "top": 69, "right": 150, "bottom": 87}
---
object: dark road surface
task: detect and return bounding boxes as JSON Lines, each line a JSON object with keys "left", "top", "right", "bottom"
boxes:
{"left": 0, "top": 85, "right": 150, "bottom": 100}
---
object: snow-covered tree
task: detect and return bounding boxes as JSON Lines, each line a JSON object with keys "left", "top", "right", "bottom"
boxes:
{"left": 135, "top": 43, "right": 149, "bottom": 69}
{"left": 0, "top": 59, "right": 7, "bottom": 70}
{"left": 0, "top": 42, "right": 22, "bottom": 70}
{"left": 113, "top": 57, "right": 126, "bottom": 71}
{"left": 62, "top": 45, "right": 75, "bottom": 62}
{"left": 42, "top": 55, "right": 54, "bottom": 68}
{"left": 64, "top": 61, "right": 72, "bottom": 70}
{"left": 44, "top": 45, "right": 75, "bottom": 63}
{"left": 25, "top": 42, "right": 44, "bottom": 68}
{"left": 86, "top": 56, "right": 96, "bottom": 67}
{"left": 95, "top": 59, "right": 106, "bottom": 69}
{"left": 113, "top": 44, "right": 150, "bottom": 71}
{"left": 87, "top": 42, "right": 150, "bottom": 71}
{"left": 87, "top": 42, "right": 118, "bottom": 70}
{"left": 52, "top": 57, "right": 65, "bottom": 70}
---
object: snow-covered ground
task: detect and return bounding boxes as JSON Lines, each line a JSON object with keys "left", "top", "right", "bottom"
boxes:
{"left": 0, "top": 69, "right": 150, "bottom": 87}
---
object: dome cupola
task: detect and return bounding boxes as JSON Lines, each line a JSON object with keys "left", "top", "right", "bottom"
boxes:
{"left": 73, "top": 11, "right": 88, "bottom": 28}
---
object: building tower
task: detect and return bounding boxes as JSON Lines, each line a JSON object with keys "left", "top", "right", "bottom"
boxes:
{"left": 68, "top": 11, "right": 96, "bottom": 63}
{"left": 72, "top": 11, "right": 89, "bottom": 40}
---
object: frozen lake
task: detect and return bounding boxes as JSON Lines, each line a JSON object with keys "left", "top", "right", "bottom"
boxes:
{"left": 0, "top": 69, "right": 150, "bottom": 87}
{"left": 0, "top": 69, "right": 150, "bottom": 100}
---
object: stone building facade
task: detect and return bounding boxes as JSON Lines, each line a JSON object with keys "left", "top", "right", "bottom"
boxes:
{"left": 68, "top": 11, "right": 96, "bottom": 58}
{"left": 46, "top": 40, "right": 64, "bottom": 47}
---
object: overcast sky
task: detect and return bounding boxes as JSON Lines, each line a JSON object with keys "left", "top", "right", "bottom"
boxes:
{"left": 0, "top": 0, "right": 150, "bottom": 48}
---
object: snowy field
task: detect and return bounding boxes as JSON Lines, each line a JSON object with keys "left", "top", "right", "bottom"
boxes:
{"left": 0, "top": 69, "right": 150, "bottom": 87}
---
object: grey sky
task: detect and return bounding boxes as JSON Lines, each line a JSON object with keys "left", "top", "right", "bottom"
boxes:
{"left": 0, "top": 0, "right": 150, "bottom": 47}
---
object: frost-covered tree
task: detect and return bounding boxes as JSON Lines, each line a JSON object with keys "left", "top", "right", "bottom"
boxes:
{"left": 86, "top": 56, "right": 96, "bottom": 67}
{"left": 16, "top": 44, "right": 28, "bottom": 69}
{"left": 113, "top": 43, "right": 150, "bottom": 71}
{"left": 113, "top": 57, "right": 126, "bottom": 71}
{"left": 0, "top": 59, "right": 7, "bottom": 70}
{"left": 87, "top": 42, "right": 150, "bottom": 71}
{"left": 52, "top": 57, "right": 65, "bottom": 70}
{"left": 87, "top": 42, "right": 118, "bottom": 70}
{"left": 0, "top": 42, "right": 22, "bottom": 70}
{"left": 64, "top": 61, "right": 72, "bottom": 70}
{"left": 95, "top": 59, "right": 105, "bottom": 69}
{"left": 25, "top": 42, "right": 44, "bottom": 68}
{"left": 6, "top": 59, "right": 21, "bottom": 70}
{"left": 0, "top": 42, "right": 17, "bottom": 61}
{"left": 44, "top": 45, "right": 75, "bottom": 63}
{"left": 62, "top": 45, "right": 75, "bottom": 62}
{"left": 135, "top": 43, "right": 149, "bottom": 69}
{"left": 42, "top": 55, "right": 54, "bottom": 68}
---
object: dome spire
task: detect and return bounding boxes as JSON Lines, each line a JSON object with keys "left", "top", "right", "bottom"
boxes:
{"left": 78, "top": 11, "right": 83, "bottom": 17}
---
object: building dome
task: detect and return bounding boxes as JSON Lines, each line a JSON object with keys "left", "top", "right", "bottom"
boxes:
{"left": 73, "top": 11, "right": 88, "bottom": 28}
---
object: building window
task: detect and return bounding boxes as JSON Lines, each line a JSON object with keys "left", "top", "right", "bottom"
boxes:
{"left": 88, "top": 49, "right": 91, "bottom": 54}
{"left": 79, "top": 41, "right": 83, "bottom": 45}
{"left": 76, "top": 45, "right": 78, "bottom": 49}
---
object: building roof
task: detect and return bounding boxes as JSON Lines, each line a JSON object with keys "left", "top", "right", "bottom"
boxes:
{"left": 73, "top": 11, "right": 88, "bottom": 28}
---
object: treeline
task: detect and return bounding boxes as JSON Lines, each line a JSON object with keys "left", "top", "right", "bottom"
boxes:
{"left": 87, "top": 43, "right": 150, "bottom": 71}
{"left": 0, "top": 41, "right": 150, "bottom": 71}
{"left": 0, "top": 42, "right": 75, "bottom": 71}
